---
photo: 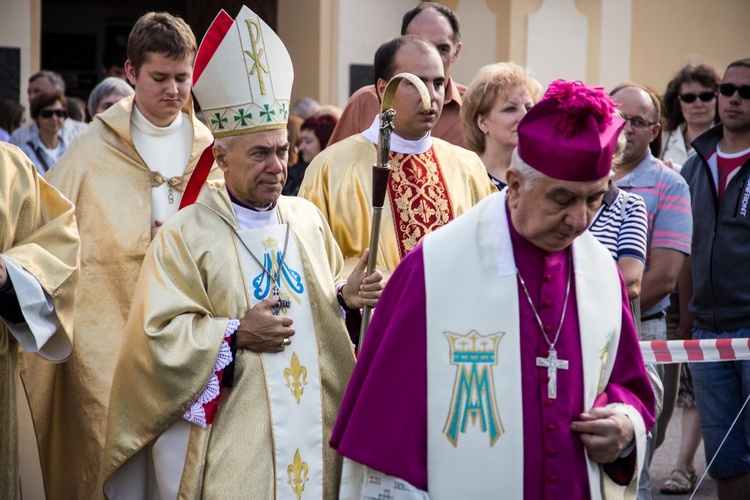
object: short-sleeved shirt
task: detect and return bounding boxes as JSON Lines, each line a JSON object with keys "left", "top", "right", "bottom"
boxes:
{"left": 589, "top": 182, "right": 648, "bottom": 263}
{"left": 615, "top": 152, "right": 692, "bottom": 316}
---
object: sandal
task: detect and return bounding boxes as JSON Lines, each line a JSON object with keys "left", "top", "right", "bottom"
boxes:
{"left": 660, "top": 468, "right": 696, "bottom": 495}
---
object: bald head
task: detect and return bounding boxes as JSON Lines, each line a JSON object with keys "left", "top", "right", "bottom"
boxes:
{"left": 610, "top": 84, "right": 661, "bottom": 168}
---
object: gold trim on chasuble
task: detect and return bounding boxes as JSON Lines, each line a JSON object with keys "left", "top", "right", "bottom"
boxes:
{"left": 596, "top": 333, "right": 612, "bottom": 395}
{"left": 387, "top": 149, "right": 454, "bottom": 259}
{"left": 443, "top": 330, "right": 505, "bottom": 447}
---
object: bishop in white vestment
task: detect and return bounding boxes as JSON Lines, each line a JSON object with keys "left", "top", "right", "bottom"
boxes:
{"left": 98, "top": 8, "right": 383, "bottom": 499}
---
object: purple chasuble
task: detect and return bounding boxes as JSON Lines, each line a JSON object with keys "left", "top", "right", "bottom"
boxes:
{"left": 331, "top": 221, "right": 655, "bottom": 498}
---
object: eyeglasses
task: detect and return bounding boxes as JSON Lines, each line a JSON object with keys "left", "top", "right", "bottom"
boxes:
{"left": 719, "top": 83, "right": 750, "bottom": 99}
{"left": 621, "top": 114, "right": 658, "bottom": 130}
{"left": 678, "top": 91, "right": 716, "bottom": 103}
{"left": 39, "top": 109, "right": 68, "bottom": 119}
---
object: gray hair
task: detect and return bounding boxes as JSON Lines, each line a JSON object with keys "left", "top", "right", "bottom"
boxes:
{"left": 291, "top": 97, "right": 320, "bottom": 120}
{"left": 87, "top": 77, "right": 134, "bottom": 117}
{"left": 213, "top": 135, "right": 238, "bottom": 152}
{"left": 510, "top": 148, "right": 544, "bottom": 190}
{"left": 29, "top": 70, "right": 65, "bottom": 92}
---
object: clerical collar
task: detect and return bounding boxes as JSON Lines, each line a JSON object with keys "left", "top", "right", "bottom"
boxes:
{"left": 361, "top": 115, "right": 432, "bottom": 154}
{"left": 227, "top": 189, "right": 276, "bottom": 211}
{"left": 131, "top": 104, "right": 184, "bottom": 136}
{"left": 228, "top": 188, "right": 279, "bottom": 228}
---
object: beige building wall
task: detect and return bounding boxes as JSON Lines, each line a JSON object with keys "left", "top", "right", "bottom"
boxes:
{"left": 1, "top": 0, "right": 41, "bottom": 112}
{"left": 277, "top": 0, "right": 750, "bottom": 108}
{"left": 630, "top": 0, "right": 750, "bottom": 93}
{"left": 5, "top": 1, "right": 749, "bottom": 113}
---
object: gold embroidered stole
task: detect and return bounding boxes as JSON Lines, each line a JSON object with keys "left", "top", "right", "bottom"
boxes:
{"left": 387, "top": 148, "right": 454, "bottom": 259}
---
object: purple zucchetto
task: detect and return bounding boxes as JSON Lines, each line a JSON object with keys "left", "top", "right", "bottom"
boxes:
{"left": 517, "top": 80, "right": 625, "bottom": 182}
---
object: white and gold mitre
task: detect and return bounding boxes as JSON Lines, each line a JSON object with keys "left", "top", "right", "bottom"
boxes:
{"left": 192, "top": 6, "right": 293, "bottom": 137}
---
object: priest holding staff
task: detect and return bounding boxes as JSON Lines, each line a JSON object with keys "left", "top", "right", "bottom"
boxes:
{"left": 97, "top": 6, "right": 383, "bottom": 499}
{"left": 332, "top": 81, "right": 656, "bottom": 499}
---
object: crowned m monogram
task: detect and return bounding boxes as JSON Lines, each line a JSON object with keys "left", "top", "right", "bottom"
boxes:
{"left": 444, "top": 331, "right": 505, "bottom": 447}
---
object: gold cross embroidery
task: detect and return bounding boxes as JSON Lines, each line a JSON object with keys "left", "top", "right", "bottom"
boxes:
{"left": 244, "top": 18, "right": 269, "bottom": 95}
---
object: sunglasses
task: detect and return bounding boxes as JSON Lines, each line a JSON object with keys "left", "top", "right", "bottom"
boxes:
{"left": 678, "top": 91, "right": 716, "bottom": 104}
{"left": 719, "top": 83, "right": 750, "bottom": 99}
{"left": 40, "top": 109, "right": 68, "bottom": 119}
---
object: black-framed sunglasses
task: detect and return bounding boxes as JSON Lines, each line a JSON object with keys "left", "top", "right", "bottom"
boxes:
{"left": 719, "top": 83, "right": 750, "bottom": 99}
{"left": 40, "top": 109, "right": 68, "bottom": 119}
{"left": 678, "top": 91, "right": 716, "bottom": 104}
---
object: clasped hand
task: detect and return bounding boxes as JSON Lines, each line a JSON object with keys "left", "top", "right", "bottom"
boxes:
{"left": 570, "top": 407, "right": 635, "bottom": 463}
{"left": 235, "top": 296, "right": 295, "bottom": 353}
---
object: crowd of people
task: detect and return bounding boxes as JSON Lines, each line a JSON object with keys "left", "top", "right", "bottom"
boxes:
{"left": 2, "top": 2, "right": 750, "bottom": 500}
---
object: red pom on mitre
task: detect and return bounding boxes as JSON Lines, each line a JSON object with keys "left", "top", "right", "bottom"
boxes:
{"left": 542, "top": 80, "right": 616, "bottom": 135}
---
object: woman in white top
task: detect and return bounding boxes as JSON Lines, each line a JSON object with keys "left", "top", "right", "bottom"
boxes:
{"left": 660, "top": 64, "right": 721, "bottom": 167}
{"left": 461, "top": 62, "right": 542, "bottom": 189}
{"left": 20, "top": 91, "right": 68, "bottom": 174}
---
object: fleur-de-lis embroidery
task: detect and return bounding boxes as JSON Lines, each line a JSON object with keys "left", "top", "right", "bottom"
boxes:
{"left": 287, "top": 449, "right": 309, "bottom": 500}
{"left": 260, "top": 104, "right": 275, "bottom": 122}
{"left": 284, "top": 352, "right": 308, "bottom": 404}
{"left": 210, "top": 112, "right": 228, "bottom": 130}
{"left": 234, "top": 108, "right": 253, "bottom": 126}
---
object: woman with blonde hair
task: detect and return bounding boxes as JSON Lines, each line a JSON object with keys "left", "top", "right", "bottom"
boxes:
{"left": 461, "top": 62, "right": 543, "bottom": 188}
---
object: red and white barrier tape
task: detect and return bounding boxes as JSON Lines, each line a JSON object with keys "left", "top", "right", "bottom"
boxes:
{"left": 641, "top": 339, "right": 750, "bottom": 364}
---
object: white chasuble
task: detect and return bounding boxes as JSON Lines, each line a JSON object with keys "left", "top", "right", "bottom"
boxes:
{"left": 423, "top": 192, "right": 626, "bottom": 500}
{"left": 235, "top": 223, "right": 325, "bottom": 500}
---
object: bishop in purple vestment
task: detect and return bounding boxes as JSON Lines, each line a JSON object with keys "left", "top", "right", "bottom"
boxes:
{"left": 331, "top": 81, "right": 656, "bottom": 499}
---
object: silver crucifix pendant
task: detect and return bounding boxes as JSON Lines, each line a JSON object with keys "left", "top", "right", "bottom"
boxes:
{"left": 270, "top": 285, "right": 291, "bottom": 316}
{"left": 536, "top": 348, "right": 569, "bottom": 399}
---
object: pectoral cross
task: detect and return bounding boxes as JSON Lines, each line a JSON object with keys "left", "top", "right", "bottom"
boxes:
{"left": 536, "top": 348, "right": 568, "bottom": 399}
{"left": 271, "top": 285, "right": 291, "bottom": 315}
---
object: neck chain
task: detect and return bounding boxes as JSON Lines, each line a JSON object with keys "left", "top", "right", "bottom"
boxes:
{"left": 232, "top": 223, "right": 291, "bottom": 315}
{"left": 152, "top": 171, "right": 182, "bottom": 204}
{"left": 516, "top": 252, "right": 572, "bottom": 399}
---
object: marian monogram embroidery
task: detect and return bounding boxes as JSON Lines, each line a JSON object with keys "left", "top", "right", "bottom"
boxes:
{"left": 388, "top": 149, "right": 454, "bottom": 259}
{"left": 251, "top": 235, "right": 304, "bottom": 312}
{"left": 444, "top": 331, "right": 505, "bottom": 447}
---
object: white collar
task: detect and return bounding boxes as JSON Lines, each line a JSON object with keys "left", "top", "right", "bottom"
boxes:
{"left": 361, "top": 115, "right": 433, "bottom": 154}
{"left": 131, "top": 104, "right": 184, "bottom": 136}
{"left": 232, "top": 201, "right": 280, "bottom": 230}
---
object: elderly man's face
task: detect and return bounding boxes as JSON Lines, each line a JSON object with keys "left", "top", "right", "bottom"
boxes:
{"left": 506, "top": 168, "right": 609, "bottom": 252}
{"left": 611, "top": 87, "right": 660, "bottom": 166}
{"left": 214, "top": 128, "right": 289, "bottom": 207}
